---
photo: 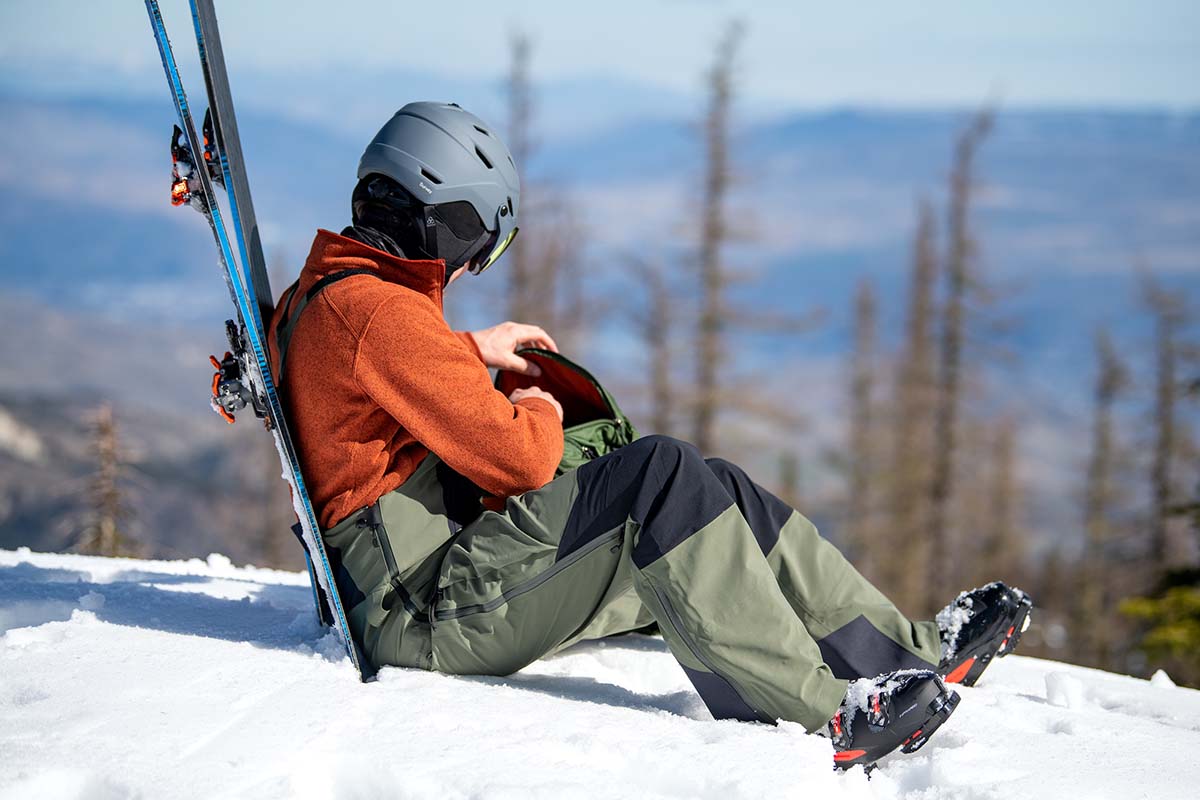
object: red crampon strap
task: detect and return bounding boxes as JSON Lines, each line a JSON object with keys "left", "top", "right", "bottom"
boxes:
{"left": 169, "top": 124, "right": 200, "bottom": 209}
{"left": 171, "top": 176, "right": 191, "bottom": 206}
{"left": 209, "top": 351, "right": 236, "bottom": 424}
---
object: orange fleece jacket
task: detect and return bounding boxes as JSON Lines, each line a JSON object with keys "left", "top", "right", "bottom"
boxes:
{"left": 268, "top": 229, "right": 563, "bottom": 529}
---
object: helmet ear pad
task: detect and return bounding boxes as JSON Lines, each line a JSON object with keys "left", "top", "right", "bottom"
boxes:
{"left": 351, "top": 175, "right": 493, "bottom": 271}
{"left": 428, "top": 200, "right": 493, "bottom": 269}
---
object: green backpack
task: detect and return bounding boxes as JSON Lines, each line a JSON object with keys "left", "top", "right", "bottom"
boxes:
{"left": 495, "top": 348, "right": 639, "bottom": 475}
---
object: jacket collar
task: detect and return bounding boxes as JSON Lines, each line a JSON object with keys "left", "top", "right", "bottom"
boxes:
{"left": 301, "top": 228, "right": 448, "bottom": 308}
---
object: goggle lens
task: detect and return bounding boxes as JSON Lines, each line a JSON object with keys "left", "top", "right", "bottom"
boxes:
{"left": 472, "top": 227, "right": 518, "bottom": 274}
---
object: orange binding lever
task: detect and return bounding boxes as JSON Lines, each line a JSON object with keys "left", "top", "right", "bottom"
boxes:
{"left": 209, "top": 352, "right": 236, "bottom": 424}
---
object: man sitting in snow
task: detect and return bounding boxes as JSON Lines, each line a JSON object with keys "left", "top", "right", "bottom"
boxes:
{"left": 268, "top": 102, "right": 1032, "bottom": 769}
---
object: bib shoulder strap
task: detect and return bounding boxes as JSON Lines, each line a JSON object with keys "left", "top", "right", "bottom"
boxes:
{"left": 276, "top": 268, "right": 378, "bottom": 379}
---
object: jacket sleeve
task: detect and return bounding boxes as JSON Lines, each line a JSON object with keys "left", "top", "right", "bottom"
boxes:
{"left": 453, "top": 331, "right": 484, "bottom": 362}
{"left": 354, "top": 293, "right": 563, "bottom": 497}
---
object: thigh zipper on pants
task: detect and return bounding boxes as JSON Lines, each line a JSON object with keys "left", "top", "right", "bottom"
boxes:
{"left": 358, "top": 507, "right": 424, "bottom": 619}
{"left": 431, "top": 529, "right": 622, "bottom": 622}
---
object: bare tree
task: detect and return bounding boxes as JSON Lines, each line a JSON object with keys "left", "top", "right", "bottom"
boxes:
{"left": 77, "top": 404, "right": 136, "bottom": 558}
{"left": 532, "top": 196, "right": 589, "bottom": 354}
{"left": 887, "top": 199, "right": 938, "bottom": 610}
{"left": 979, "top": 417, "right": 1023, "bottom": 583}
{"left": 1143, "top": 273, "right": 1189, "bottom": 574}
{"left": 502, "top": 33, "right": 589, "bottom": 353}
{"left": 1080, "top": 328, "right": 1127, "bottom": 665}
{"left": 629, "top": 256, "right": 676, "bottom": 435}
{"left": 505, "top": 32, "right": 536, "bottom": 324}
{"left": 929, "top": 109, "right": 993, "bottom": 602}
{"left": 692, "top": 20, "right": 744, "bottom": 454}
{"left": 845, "top": 278, "right": 879, "bottom": 570}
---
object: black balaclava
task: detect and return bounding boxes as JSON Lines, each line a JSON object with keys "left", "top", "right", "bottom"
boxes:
{"left": 346, "top": 175, "right": 492, "bottom": 285}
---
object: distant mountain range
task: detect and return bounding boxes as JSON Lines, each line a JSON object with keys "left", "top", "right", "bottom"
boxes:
{"left": 2, "top": 92, "right": 1195, "bottom": 331}
{"left": 1, "top": 90, "right": 1197, "bottom": 562}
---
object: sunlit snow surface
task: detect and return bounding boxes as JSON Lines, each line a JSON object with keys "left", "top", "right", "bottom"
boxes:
{"left": 2, "top": 548, "right": 1197, "bottom": 800}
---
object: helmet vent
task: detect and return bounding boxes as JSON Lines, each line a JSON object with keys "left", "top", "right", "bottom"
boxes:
{"left": 473, "top": 124, "right": 490, "bottom": 137}
{"left": 474, "top": 146, "right": 494, "bottom": 170}
{"left": 420, "top": 168, "right": 443, "bottom": 185}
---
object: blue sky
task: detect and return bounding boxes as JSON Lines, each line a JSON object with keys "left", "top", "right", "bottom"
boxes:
{"left": 1, "top": 0, "right": 1197, "bottom": 110}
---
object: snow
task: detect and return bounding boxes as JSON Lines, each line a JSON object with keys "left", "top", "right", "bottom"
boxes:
{"left": 3, "top": 548, "right": 1199, "bottom": 800}
{"left": 0, "top": 406, "right": 44, "bottom": 463}
{"left": 842, "top": 670, "right": 935, "bottom": 715}
{"left": 1151, "top": 669, "right": 1177, "bottom": 689}
{"left": 1044, "top": 671, "right": 1088, "bottom": 709}
{"left": 934, "top": 585, "right": 978, "bottom": 662}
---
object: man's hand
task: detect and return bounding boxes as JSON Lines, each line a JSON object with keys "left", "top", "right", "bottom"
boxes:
{"left": 509, "top": 386, "right": 563, "bottom": 422}
{"left": 472, "top": 322, "right": 558, "bottom": 377}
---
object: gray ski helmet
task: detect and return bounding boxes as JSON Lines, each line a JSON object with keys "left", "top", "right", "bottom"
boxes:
{"left": 357, "top": 102, "right": 520, "bottom": 274}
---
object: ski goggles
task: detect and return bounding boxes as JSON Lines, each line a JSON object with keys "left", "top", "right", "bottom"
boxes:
{"left": 470, "top": 226, "right": 519, "bottom": 275}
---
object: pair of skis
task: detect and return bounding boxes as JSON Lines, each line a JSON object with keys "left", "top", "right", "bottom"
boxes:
{"left": 144, "top": 0, "right": 369, "bottom": 678}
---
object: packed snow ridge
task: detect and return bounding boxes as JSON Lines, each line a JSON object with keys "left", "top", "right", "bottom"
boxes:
{"left": 2, "top": 548, "right": 1197, "bottom": 800}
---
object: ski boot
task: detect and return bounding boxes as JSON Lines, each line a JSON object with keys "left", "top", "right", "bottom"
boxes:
{"left": 828, "top": 669, "right": 960, "bottom": 770}
{"left": 937, "top": 581, "right": 1033, "bottom": 687}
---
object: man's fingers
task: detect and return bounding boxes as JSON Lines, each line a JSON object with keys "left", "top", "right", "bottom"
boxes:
{"left": 510, "top": 323, "right": 558, "bottom": 353}
{"left": 498, "top": 351, "right": 541, "bottom": 377}
{"left": 509, "top": 387, "right": 563, "bottom": 421}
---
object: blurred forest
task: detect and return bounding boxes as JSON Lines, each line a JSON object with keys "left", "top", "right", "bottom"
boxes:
{"left": 10, "top": 20, "right": 1199, "bottom": 687}
{"left": 465, "top": 23, "right": 1200, "bottom": 686}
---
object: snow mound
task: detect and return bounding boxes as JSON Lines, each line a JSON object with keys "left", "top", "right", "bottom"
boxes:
{"left": 3, "top": 548, "right": 1199, "bottom": 799}
{"left": 1151, "top": 669, "right": 1177, "bottom": 688}
{"left": 1045, "top": 671, "right": 1088, "bottom": 708}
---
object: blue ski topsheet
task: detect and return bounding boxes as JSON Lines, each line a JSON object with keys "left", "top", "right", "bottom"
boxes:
{"left": 144, "top": 0, "right": 365, "bottom": 677}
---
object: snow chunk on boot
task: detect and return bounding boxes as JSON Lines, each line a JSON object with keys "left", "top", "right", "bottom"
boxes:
{"left": 937, "top": 581, "right": 1033, "bottom": 687}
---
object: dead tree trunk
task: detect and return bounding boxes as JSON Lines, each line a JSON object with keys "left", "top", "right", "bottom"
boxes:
{"left": 1143, "top": 275, "right": 1186, "bottom": 575}
{"left": 845, "top": 278, "right": 879, "bottom": 570}
{"left": 888, "top": 199, "right": 938, "bottom": 610}
{"left": 629, "top": 256, "right": 675, "bottom": 435}
{"left": 506, "top": 32, "right": 535, "bottom": 323}
{"left": 78, "top": 403, "right": 135, "bottom": 558}
{"left": 980, "top": 418, "right": 1022, "bottom": 584}
{"left": 692, "top": 21, "right": 743, "bottom": 454}
{"left": 502, "top": 34, "right": 588, "bottom": 350}
{"left": 929, "top": 109, "right": 993, "bottom": 604}
{"left": 1081, "top": 328, "right": 1126, "bottom": 666}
